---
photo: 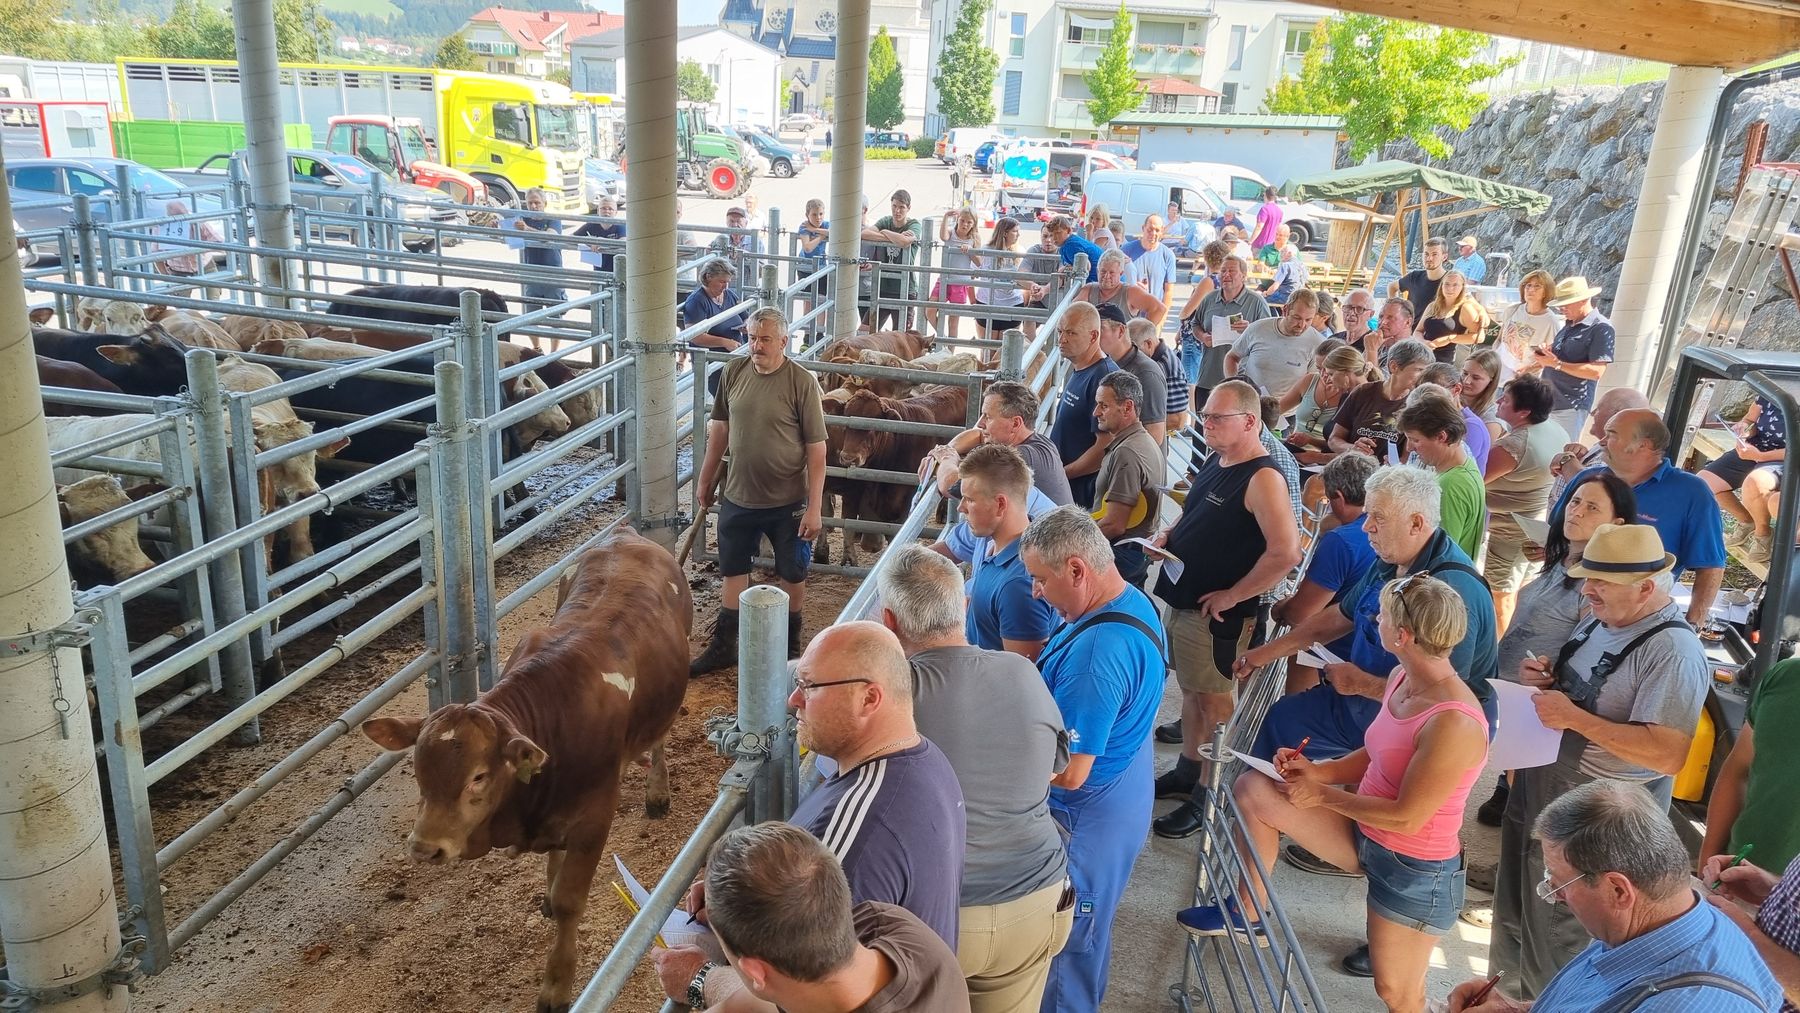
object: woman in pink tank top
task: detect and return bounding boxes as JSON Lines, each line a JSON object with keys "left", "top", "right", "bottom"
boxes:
{"left": 1182, "top": 574, "right": 1488, "bottom": 1013}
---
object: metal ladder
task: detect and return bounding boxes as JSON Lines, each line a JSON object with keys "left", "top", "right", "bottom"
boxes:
{"left": 1661, "top": 164, "right": 1800, "bottom": 446}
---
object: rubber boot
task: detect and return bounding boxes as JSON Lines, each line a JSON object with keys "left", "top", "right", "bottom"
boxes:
{"left": 690, "top": 608, "right": 740, "bottom": 677}
{"left": 787, "top": 612, "right": 806, "bottom": 659}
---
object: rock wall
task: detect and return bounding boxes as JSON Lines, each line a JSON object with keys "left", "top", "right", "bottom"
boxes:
{"left": 1377, "top": 79, "right": 1800, "bottom": 352}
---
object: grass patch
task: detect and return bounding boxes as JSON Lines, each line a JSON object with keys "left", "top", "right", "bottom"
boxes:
{"left": 820, "top": 149, "right": 919, "bottom": 162}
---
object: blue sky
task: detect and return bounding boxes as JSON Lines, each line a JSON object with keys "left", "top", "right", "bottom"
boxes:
{"left": 586, "top": 0, "right": 730, "bottom": 28}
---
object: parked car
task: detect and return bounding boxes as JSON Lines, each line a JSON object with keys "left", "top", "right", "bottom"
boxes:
{"left": 171, "top": 148, "right": 464, "bottom": 251}
{"left": 780, "top": 112, "right": 819, "bottom": 132}
{"left": 972, "top": 140, "right": 1001, "bottom": 174}
{"left": 582, "top": 158, "right": 625, "bottom": 207}
{"left": 737, "top": 128, "right": 809, "bottom": 178}
{"left": 1082, "top": 168, "right": 1235, "bottom": 238}
{"left": 6, "top": 156, "right": 237, "bottom": 265}
{"left": 864, "top": 130, "right": 912, "bottom": 151}
{"left": 716, "top": 126, "right": 776, "bottom": 177}
{"left": 996, "top": 147, "right": 1129, "bottom": 218}
{"left": 1152, "top": 160, "right": 1326, "bottom": 248}
{"left": 939, "top": 127, "right": 1003, "bottom": 165}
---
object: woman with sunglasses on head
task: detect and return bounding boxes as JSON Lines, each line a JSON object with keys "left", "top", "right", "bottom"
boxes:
{"left": 1179, "top": 574, "right": 1488, "bottom": 1013}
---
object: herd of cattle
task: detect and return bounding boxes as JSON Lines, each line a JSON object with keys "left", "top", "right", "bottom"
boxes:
{"left": 35, "top": 285, "right": 593, "bottom": 588}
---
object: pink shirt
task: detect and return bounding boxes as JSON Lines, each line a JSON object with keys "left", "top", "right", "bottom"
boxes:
{"left": 1355, "top": 668, "right": 1488, "bottom": 860}
{"left": 1251, "top": 201, "right": 1284, "bottom": 248}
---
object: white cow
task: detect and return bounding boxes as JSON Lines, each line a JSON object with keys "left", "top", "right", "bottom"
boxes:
{"left": 58, "top": 475, "right": 160, "bottom": 584}
{"left": 217, "top": 356, "right": 351, "bottom": 565}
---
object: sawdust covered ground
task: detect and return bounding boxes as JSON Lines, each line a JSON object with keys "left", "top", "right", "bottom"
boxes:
{"left": 128, "top": 451, "right": 860, "bottom": 1013}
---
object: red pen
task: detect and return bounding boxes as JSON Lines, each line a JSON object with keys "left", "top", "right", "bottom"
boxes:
{"left": 1466, "top": 971, "right": 1503, "bottom": 1007}
{"left": 1278, "top": 738, "right": 1310, "bottom": 779}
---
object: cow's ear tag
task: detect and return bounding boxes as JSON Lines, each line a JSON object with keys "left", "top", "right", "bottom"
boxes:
{"left": 514, "top": 757, "right": 542, "bottom": 783}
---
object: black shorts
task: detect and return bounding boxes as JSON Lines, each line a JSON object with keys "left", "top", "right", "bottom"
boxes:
{"left": 1704, "top": 448, "right": 1765, "bottom": 490}
{"left": 717, "top": 498, "right": 808, "bottom": 582}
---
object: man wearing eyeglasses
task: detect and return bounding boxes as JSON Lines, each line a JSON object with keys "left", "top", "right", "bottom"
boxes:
{"left": 1332, "top": 288, "right": 1377, "bottom": 345}
{"left": 1488, "top": 523, "right": 1708, "bottom": 1000}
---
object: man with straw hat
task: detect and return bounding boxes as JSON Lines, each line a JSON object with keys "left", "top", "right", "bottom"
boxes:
{"left": 1530, "top": 275, "right": 1614, "bottom": 441}
{"left": 1488, "top": 522, "right": 1709, "bottom": 1000}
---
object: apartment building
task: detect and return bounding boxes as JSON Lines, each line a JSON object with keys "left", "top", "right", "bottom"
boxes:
{"left": 720, "top": 0, "right": 934, "bottom": 132}
{"left": 460, "top": 7, "right": 624, "bottom": 78}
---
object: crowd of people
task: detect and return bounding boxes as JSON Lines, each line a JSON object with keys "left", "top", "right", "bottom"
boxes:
{"left": 633, "top": 196, "right": 1795, "bottom": 1013}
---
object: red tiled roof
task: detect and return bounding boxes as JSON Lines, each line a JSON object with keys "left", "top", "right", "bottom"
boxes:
{"left": 1142, "top": 75, "right": 1220, "bottom": 97}
{"left": 466, "top": 7, "right": 624, "bottom": 51}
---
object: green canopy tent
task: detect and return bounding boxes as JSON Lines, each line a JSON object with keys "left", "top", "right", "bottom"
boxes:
{"left": 1279, "top": 159, "right": 1551, "bottom": 291}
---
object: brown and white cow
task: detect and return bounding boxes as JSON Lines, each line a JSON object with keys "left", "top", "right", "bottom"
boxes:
{"left": 145, "top": 308, "right": 237, "bottom": 350}
{"left": 362, "top": 528, "right": 691, "bottom": 1013}
{"left": 58, "top": 475, "right": 162, "bottom": 586}
{"left": 220, "top": 314, "right": 306, "bottom": 351}
{"left": 815, "top": 329, "right": 933, "bottom": 366}
{"left": 76, "top": 296, "right": 149, "bottom": 336}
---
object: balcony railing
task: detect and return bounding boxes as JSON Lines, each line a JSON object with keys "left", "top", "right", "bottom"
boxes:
{"left": 467, "top": 40, "right": 520, "bottom": 56}
{"left": 1060, "top": 40, "right": 1206, "bottom": 75}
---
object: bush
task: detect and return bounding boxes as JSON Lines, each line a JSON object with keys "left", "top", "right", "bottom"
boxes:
{"left": 912, "top": 135, "right": 938, "bottom": 158}
{"left": 819, "top": 148, "right": 919, "bottom": 162}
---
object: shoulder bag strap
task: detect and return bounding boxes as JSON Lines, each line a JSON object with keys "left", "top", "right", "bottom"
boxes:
{"left": 1603, "top": 970, "right": 1769, "bottom": 1013}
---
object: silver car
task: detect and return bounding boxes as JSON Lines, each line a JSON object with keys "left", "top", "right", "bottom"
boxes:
{"left": 5, "top": 156, "right": 233, "bottom": 266}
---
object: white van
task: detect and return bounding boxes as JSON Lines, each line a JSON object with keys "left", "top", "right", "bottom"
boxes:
{"left": 939, "top": 127, "right": 1002, "bottom": 164}
{"left": 1082, "top": 168, "right": 1234, "bottom": 237}
{"left": 997, "top": 147, "right": 1130, "bottom": 215}
{"left": 1154, "top": 160, "right": 1326, "bottom": 247}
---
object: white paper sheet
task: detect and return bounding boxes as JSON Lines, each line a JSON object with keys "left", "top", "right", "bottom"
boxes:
{"left": 1118, "top": 537, "right": 1183, "bottom": 582}
{"left": 579, "top": 248, "right": 611, "bottom": 267}
{"left": 1386, "top": 441, "right": 1401, "bottom": 465}
{"left": 1511, "top": 511, "right": 1551, "bottom": 547}
{"left": 614, "top": 854, "right": 717, "bottom": 950}
{"left": 1486, "top": 680, "right": 1565, "bottom": 771}
{"left": 1308, "top": 642, "right": 1344, "bottom": 665}
{"left": 1210, "top": 315, "right": 1237, "bottom": 347}
{"left": 1232, "top": 749, "right": 1287, "bottom": 783}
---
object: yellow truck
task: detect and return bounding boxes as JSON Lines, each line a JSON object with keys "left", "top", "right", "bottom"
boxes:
{"left": 116, "top": 58, "right": 587, "bottom": 209}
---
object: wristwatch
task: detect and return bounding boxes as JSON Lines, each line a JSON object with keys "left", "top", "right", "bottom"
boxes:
{"left": 686, "top": 961, "right": 717, "bottom": 1010}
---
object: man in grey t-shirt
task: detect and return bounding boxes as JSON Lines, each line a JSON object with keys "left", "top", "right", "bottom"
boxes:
{"left": 878, "top": 546, "right": 1073, "bottom": 1013}
{"left": 1224, "top": 289, "right": 1324, "bottom": 398}
{"left": 1490, "top": 523, "right": 1709, "bottom": 999}
{"left": 1190, "top": 254, "right": 1271, "bottom": 396}
{"left": 1097, "top": 302, "right": 1168, "bottom": 444}
{"left": 924, "top": 381, "right": 1075, "bottom": 507}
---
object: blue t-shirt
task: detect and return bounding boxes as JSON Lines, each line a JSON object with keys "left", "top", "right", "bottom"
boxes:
{"left": 1553, "top": 461, "right": 1726, "bottom": 576}
{"left": 939, "top": 486, "right": 1059, "bottom": 566}
{"left": 1059, "top": 234, "right": 1103, "bottom": 282}
{"left": 1121, "top": 238, "right": 1177, "bottom": 298}
{"left": 1547, "top": 311, "right": 1616, "bottom": 412}
{"left": 1308, "top": 514, "right": 1377, "bottom": 658}
{"left": 1336, "top": 528, "right": 1497, "bottom": 701}
{"left": 682, "top": 286, "right": 748, "bottom": 344}
{"left": 1050, "top": 357, "right": 1120, "bottom": 505}
{"left": 966, "top": 537, "right": 1059, "bottom": 650}
{"left": 1037, "top": 586, "right": 1167, "bottom": 791}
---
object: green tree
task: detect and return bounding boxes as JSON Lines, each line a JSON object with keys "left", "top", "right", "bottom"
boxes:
{"left": 779, "top": 76, "right": 792, "bottom": 115}
{"left": 868, "top": 26, "right": 904, "bottom": 130}
{"left": 145, "top": 0, "right": 235, "bottom": 59}
{"left": 272, "top": 0, "right": 334, "bottom": 63}
{"left": 432, "top": 32, "right": 482, "bottom": 71}
{"left": 932, "top": 0, "right": 997, "bottom": 129}
{"left": 546, "top": 67, "right": 571, "bottom": 86}
{"left": 0, "top": 0, "right": 73, "bottom": 59}
{"left": 1262, "top": 13, "right": 1522, "bottom": 160}
{"left": 677, "top": 58, "right": 717, "bottom": 104}
{"left": 1082, "top": 3, "right": 1143, "bottom": 133}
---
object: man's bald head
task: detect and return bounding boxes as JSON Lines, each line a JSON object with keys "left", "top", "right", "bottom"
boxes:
{"left": 1612, "top": 408, "right": 1670, "bottom": 453}
{"left": 808, "top": 621, "right": 914, "bottom": 707}
{"left": 1594, "top": 387, "right": 1650, "bottom": 427}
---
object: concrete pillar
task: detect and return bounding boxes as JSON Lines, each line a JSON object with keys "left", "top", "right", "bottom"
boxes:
{"left": 1606, "top": 65, "right": 1726, "bottom": 395}
{"left": 231, "top": 0, "right": 299, "bottom": 306}
{"left": 828, "top": 0, "right": 873, "bottom": 341}
{"left": 624, "top": 0, "right": 680, "bottom": 550}
{"left": 0, "top": 159, "right": 130, "bottom": 1012}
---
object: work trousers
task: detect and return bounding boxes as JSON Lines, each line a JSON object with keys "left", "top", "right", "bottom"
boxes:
{"left": 958, "top": 879, "right": 1074, "bottom": 1013}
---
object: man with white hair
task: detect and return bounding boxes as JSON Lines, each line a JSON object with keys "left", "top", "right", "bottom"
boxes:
{"left": 1019, "top": 506, "right": 1166, "bottom": 1012}
{"left": 877, "top": 547, "right": 1074, "bottom": 1013}
{"left": 1487, "top": 523, "right": 1710, "bottom": 1000}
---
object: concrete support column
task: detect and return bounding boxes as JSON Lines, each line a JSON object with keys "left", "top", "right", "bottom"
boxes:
{"left": 1606, "top": 64, "right": 1726, "bottom": 395}
{"left": 624, "top": 0, "right": 680, "bottom": 550}
{"left": 828, "top": 0, "right": 873, "bottom": 341}
{"left": 231, "top": 0, "right": 299, "bottom": 306}
{"left": 0, "top": 159, "right": 129, "bottom": 1013}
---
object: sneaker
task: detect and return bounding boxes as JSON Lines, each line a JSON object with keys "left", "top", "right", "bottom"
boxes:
{"left": 1280, "top": 843, "right": 1362, "bottom": 878}
{"left": 1726, "top": 523, "right": 1754, "bottom": 551}
{"left": 1476, "top": 778, "right": 1509, "bottom": 828}
{"left": 1176, "top": 898, "right": 1269, "bottom": 946}
{"left": 1748, "top": 532, "right": 1775, "bottom": 566}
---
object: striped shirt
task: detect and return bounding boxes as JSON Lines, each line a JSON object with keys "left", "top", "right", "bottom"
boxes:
{"left": 790, "top": 739, "right": 967, "bottom": 948}
{"left": 1756, "top": 853, "right": 1800, "bottom": 1013}
{"left": 1533, "top": 890, "right": 1782, "bottom": 1011}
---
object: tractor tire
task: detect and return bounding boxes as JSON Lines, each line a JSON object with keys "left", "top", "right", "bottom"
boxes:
{"left": 704, "top": 159, "right": 743, "bottom": 199}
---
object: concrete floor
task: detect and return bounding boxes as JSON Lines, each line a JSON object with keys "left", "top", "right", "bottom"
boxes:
{"left": 1100, "top": 678, "right": 1507, "bottom": 1012}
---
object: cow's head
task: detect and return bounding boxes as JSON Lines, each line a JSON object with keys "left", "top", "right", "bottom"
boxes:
{"left": 837, "top": 390, "right": 896, "bottom": 470}
{"left": 28, "top": 306, "right": 54, "bottom": 328}
{"left": 59, "top": 476, "right": 162, "bottom": 583}
{"left": 96, "top": 328, "right": 191, "bottom": 393}
{"left": 362, "top": 705, "right": 548, "bottom": 863}
{"left": 92, "top": 299, "right": 151, "bottom": 336}
{"left": 252, "top": 417, "right": 348, "bottom": 507}
{"left": 502, "top": 370, "right": 571, "bottom": 448}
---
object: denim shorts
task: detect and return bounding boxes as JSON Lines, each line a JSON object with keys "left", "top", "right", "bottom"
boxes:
{"left": 1353, "top": 825, "right": 1466, "bottom": 933}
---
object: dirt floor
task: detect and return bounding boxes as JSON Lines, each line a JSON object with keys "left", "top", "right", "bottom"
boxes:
{"left": 125, "top": 452, "right": 861, "bottom": 1013}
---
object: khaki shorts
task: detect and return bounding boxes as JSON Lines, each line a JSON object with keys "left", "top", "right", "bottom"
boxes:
{"left": 1169, "top": 607, "right": 1254, "bottom": 695}
{"left": 1483, "top": 512, "right": 1542, "bottom": 594}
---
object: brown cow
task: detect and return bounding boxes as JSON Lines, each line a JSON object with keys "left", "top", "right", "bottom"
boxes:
{"left": 361, "top": 528, "right": 691, "bottom": 1013}
{"left": 37, "top": 355, "right": 123, "bottom": 416}
{"left": 815, "top": 329, "right": 932, "bottom": 366}
{"left": 220, "top": 315, "right": 307, "bottom": 351}
{"left": 824, "top": 385, "right": 970, "bottom": 565}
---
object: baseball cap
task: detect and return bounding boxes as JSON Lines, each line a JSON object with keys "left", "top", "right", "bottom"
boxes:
{"left": 1096, "top": 303, "right": 1129, "bottom": 326}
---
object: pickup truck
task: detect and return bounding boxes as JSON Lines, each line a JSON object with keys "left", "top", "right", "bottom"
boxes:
{"left": 168, "top": 148, "right": 464, "bottom": 251}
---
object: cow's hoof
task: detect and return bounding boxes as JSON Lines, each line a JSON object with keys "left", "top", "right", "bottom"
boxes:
{"left": 537, "top": 894, "right": 553, "bottom": 919}
{"left": 645, "top": 798, "right": 670, "bottom": 820}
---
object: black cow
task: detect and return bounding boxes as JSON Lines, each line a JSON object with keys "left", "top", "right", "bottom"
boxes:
{"left": 33, "top": 326, "right": 192, "bottom": 396}
{"left": 326, "top": 286, "right": 510, "bottom": 328}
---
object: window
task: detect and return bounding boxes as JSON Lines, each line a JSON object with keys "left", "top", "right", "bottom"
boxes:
{"left": 492, "top": 103, "right": 530, "bottom": 144}
{"left": 1176, "top": 187, "right": 1214, "bottom": 220}
{"left": 1227, "top": 25, "right": 1246, "bottom": 70}
{"left": 1137, "top": 20, "right": 1183, "bottom": 45}
{"left": 1003, "top": 70, "right": 1022, "bottom": 115}
{"left": 1066, "top": 23, "right": 1110, "bottom": 44}
{"left": 1282, "top": 23, "right": 1314, "bottom": 77}
{"left": 67, "top": 169, "right": 110, "bottom": 197}
{"left": 1009, "top": 13, "right": 1026, "bottom": 57}
{"left": 10, "top": 166, "right": 59, "bottom": 193}
{"left": 1219, "top": 82, "right": 1238, "bottom": 113}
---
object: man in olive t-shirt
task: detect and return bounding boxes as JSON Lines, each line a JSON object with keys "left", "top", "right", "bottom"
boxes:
{"left": 692, "top": 307, "right": 828, "bottom": 674}
{"left": 1092, "top": 372, "right": 1164, "bottom": 588}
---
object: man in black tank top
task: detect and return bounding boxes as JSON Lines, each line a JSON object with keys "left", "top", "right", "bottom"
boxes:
{"left": 1149, "top": 380, "right": 1304, "bottom": 840}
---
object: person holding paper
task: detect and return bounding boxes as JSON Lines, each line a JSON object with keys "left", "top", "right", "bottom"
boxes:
{"left": 573, "top": 196, "right": 624, "bottom": 274}
{"left": 1149, "top": 380, "right": 1303, "bottom": 840}
{"left": 1179, "top": 575, "right": 1488, "bottom": 1013}
{"left": 1327, "top": 339, "right": 1434, "bottom": 466}
{"left": 1482, "top": 375, "right": 1567, "bottom": 633}
{"left": 1488, "top": 523, "right": 1709, "bottom": 999}
{"left": 1186, "top": 255, "right": 1271, "bottom": 404}
{"left": 1475, "top": 472, "right": 1636, "bottom": 828}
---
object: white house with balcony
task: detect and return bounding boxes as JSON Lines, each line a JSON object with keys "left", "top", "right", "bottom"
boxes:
{"left": 571, "top": 27, "right": 786, "bottom": 130}
{"left": 721, "top": 0, "right": 933, "bottom": 132}
{"left": 923, "top": 0, "right": 1332, "bottom": 138}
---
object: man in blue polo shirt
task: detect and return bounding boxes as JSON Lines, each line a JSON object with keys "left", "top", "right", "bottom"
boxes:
{"left": 1045, "top": 214, "right": 1102, "bottom": 283}
{"left": 948, "top": 444, "right": 1059, "bottom": 661}
{"left": 1235, "top": 464, "right": 1498, "bottom": 763}
{"left": 1019, "top": 506, "right": 1166, "bottom": 1013}
{"left": 1552, "top": 407, "right": 1725, "bottom": 625}
{"left": 1049, "top": 302, "right": 1121, "bottom": 508}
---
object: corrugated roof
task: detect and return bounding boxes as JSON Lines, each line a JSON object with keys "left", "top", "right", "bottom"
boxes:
{"left": 1140, "top": 76, "right": 1218, "bottom": 97}
{"left": 1114, "top": 112, "right": 1343, "bottom": 130}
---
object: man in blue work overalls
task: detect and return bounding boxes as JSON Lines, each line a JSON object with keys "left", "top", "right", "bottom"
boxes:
{"left": 1019, "top": 505, "right": 1167, "bottom": 1012}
